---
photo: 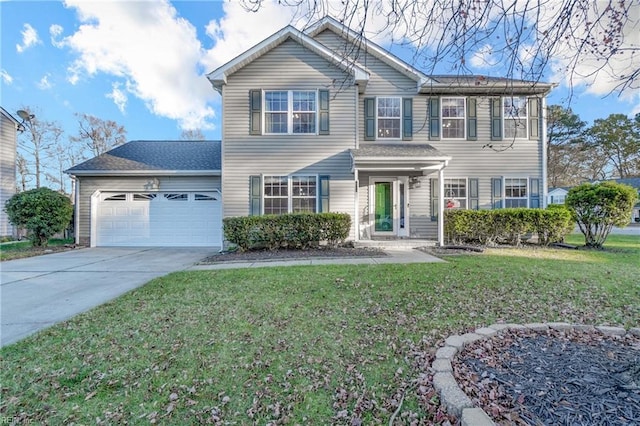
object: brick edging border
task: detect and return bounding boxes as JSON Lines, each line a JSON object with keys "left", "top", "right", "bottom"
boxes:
{"left": 431, "top": 322, "right": 640, "bottom": 426}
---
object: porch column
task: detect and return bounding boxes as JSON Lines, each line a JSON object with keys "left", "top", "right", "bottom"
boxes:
{"left": 438, "top": 167, "right": 445, "bottom": 246}
{"left": 354, "top": 168, "right": 359, "bottom": 241}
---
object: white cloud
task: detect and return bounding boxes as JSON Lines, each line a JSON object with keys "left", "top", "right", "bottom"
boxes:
{"left": 37, "top": 74, "right": 52, "bottom": 90}
{"left": 470, "top": 44, "right": 498, "bottom": 69}
{"left": 106, "top": 82, "right": 128, "bottom": 114}
{"left": 50, "top": 24, "right": 65, "bottom": 48}
{"left": 201, "top": 1, "right": 298, "bottom": 72}
{"left": 16, "top": 23, "right": 40, "bottom": 53}
{"left": 0, "top": 69, "right": 13, "bottom": 84}
{"left": 59, "top": 0, "right": 215, "bottom": 130}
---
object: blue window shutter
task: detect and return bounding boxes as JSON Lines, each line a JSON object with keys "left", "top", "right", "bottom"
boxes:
{"left": 249, "top": 90, "right": 262, "bottom": 135}
{"left": 528, "top": 97, "right": 540, "bottom": 140}
{"left": 430, "top": 178, "right": 438, "bottom": 221}
{"left": 364, "top": 98, "right": 375, "bottom": 140}
{"left": 318, "top": 175, "right": 330, "bottom": 213}
{"left": 529, "top": 177, "right": 541, "bottom": 208}
{"left": 249, "top": 175, "right": 262, "bottom": 215}
{"left": 490, "top": 98, "right": 502, "bottom": 141}
{"left": 319, "top": 90, "right": 330, "bottom": 135}
{"left": 491, "top": 178, "right": 503, "bottom": 209}
{"left": 429, "top": 97, "right": 440, "bottom": 140}
{"left": 469, "top": 178, "right": 479, "bottom": 210}
{"left": 467, "top": 97, "right": 477, "bottom": 141}
{"left": 402, "top": 98, "right": 413, "bottom": 140}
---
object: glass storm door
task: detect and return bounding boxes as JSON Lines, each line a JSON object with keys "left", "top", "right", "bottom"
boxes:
{"left": 374, "top": 182, "right": 393, "bottom": 233}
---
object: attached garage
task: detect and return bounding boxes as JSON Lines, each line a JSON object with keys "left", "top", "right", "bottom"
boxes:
{"left": 66, "top": 141, "right": 223, "bottom": 248}
{"left": 95, "top": 191, "right": 221, "bottom": 246}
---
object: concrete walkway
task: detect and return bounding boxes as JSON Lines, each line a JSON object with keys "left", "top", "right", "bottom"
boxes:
{"left": 188, "top": 248, "right": 444, "bottom": 270}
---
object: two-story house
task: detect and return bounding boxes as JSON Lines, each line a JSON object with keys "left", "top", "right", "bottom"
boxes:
{"left": 67, "top": 17, "right": 554, "bottom": 248}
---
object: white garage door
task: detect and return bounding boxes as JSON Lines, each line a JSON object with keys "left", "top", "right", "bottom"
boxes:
{"left": 96, "top": 192, "right": 221, "bottom": 247}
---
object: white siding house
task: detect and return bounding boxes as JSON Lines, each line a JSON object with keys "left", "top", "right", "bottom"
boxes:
{"left": 0, "top": 107, "right": 20, "bottom": 238}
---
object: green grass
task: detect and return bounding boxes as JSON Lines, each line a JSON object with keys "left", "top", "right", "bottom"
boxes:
{"left": 0, "top": 238, "right": 75, "bottom": 261}
{"left": 1, "top": 235, "right": 638, "bottom": 424}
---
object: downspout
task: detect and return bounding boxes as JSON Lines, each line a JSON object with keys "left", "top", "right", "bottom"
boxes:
{"left": 438, "top": 166, "right": 445, "bottom": 246}
{"left": 354, "top": 84, "right": 360, "bottom": 241}
{"left": 541, "top": 96, "right": 548, "bottom": 208}
{"left": 74, "top": 176, "right": 80, "bottom": 245}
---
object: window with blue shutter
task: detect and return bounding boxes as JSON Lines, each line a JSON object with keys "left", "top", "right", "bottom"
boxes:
{"left": 467, "top": 98, "right": 477, "bottom": 141}
{"left": 490, "top": 98, "right": 502, "bottom": 141}
{"left": 469, "top": 178, "right": 479, "bottom": 209}
{"left": 491, "top": 177, "right": 503, "bottom": 209}
{"left": 429, "top": 97, "right": 440, "bottom": 140}
{"left": 364, "top": 98, "right": 375, "bottom": 140}
{"left": 430, "top": 178, "right": 439, "bottom": 221}
{"left": 249, "top": 175, "right": 262, "bottom": 215}
{"left": 319, "top": 90, "right": 330, "bottom": 135}
{"left": 528, "top": 98, "right": 540, "bottom": 140}
{"left": 529, "top": 177, "right": 541, "bottom": 208}
{"left": 402, "top": 98, "right": 413, "bottom": 140}
{"left": 318, "top": 175, "right": 330, "bottom": 212}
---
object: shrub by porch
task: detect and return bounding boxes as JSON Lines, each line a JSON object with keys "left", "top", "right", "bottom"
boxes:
{"left": 223, "top": 212, "right": 351, "bottom": 251}
{"left": 444, "top": 206, "right": 573, "bottom": 246}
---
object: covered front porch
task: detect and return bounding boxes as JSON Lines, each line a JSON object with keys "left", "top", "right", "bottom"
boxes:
{"left": 350, "top": 144, "right": 451, "bottom": 246}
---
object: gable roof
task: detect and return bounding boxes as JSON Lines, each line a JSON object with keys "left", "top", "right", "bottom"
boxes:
{"left": 65, "top": 140, "right": 221, "bottom": 176}
{"left": 305, "top": 16, "right": 433, "bottom": 88}
{"left": 207, "top": 25, "right": 369, "bottom": 93}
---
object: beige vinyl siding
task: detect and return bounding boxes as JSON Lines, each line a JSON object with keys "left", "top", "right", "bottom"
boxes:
{"left": 313, "top": 29, "right": 423, "bottom": 143}
{"left": 75, "top": 176, "right": 220, "bottom": 244}
{"left": 222, "top": 38, "right": 358, "bottom": 237}
{"left": 0, "top": 114, "right": 17, "bottom": 236}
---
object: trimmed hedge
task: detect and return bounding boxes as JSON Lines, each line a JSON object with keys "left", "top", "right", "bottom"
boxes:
{"left": 444, "top": 206, "right": 573, "bottom": 246}
{"left": 223, "top": 213, "right": 351, "bottom": 251}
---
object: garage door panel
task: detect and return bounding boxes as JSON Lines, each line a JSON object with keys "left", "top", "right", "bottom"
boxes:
{"left": 96, "top": 192, "right": 220, "bottom": 247}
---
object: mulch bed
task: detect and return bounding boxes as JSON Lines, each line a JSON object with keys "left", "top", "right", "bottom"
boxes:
{"left": 200, "top": 246, "right": 387, "bottom": 263}
{"left": 452, "top": 328, "right": 640, "bottom": 425}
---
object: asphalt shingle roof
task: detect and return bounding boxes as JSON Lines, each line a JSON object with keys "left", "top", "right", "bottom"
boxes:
{"left": 66, "top": 140, "right": 221, "bottom": 173}
{"left": 350, "top": 143, "right": 450, "bottom": 159}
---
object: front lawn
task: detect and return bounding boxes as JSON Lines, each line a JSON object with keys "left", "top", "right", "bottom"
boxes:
{"left": 1, "top": 235, "right": 638, "bottom": 424}
{"left": 0, "top": 238, "right": 75, "bottom": 261}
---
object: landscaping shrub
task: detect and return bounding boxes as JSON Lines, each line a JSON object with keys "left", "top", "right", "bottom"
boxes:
{"left": 444, "top": 207, "right": 574, "bottom": 246}
{"left": 4, "top": 187, "right": 73, "bottom": 247}
{"left": 566, "top": 181, "right": 638, "bottom": 248}
{"left": 223, "top": 213, "right": 351, "bottom": 251}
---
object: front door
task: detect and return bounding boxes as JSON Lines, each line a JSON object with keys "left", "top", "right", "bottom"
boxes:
{"left": 374, "top": 181, "right": 394, "bottom": 233}
{"left": 371, "top": 178, "right": 409, "bottom": 237}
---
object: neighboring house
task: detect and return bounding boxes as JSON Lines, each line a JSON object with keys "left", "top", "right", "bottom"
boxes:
{"left": 548, "top": 187, "right": 569, "bottom": 205}
{"left": 0, "top": 107, "right": 20, "bottom": 238}
{"left": 599, "top": 177, "right": 640, "bottom": 223}
{"left": 67, "top": 17, "right": 555, "bottom": 248}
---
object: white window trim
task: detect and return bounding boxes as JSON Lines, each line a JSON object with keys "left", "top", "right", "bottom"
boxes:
{"left": 263, "top": 90, "right": 319, "bottom": 135}
{"left": 503, "top": 177, "right": 529, "bottom": 208}
{"left": 376, "top": 96, "right": 402, "bottom": 140}
{"left": 262, "top": 174, "right": 319, "bottom": 214}
{"left": 443, "top": 177, "right": 468, "bottom": 209}
{"left": 502, "top": 96, "right": 529, "bottom": 140}
{"left": 440, "top": 97, "right": 466, "bottom": 140}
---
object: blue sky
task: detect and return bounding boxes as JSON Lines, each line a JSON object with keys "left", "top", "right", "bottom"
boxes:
{"left": 1, "top": 0, "right": 638, "bottom": 145}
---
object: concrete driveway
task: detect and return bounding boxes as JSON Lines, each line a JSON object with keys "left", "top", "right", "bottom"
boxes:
{"left": 1, "top": 247, "right": 213, "bottom": 347}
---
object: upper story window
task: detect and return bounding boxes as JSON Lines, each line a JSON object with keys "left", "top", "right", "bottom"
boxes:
{"left": 503, "top": 97, "right": 528, "bottom": 139}
{"left": 441, "top": 98, "right": 466, "bottom": 139}
{"left": 264, "top": 90, "right": 317, "bottom": 134}
{"left": 377, "top": 97, "right": 401, "bottom": 139}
